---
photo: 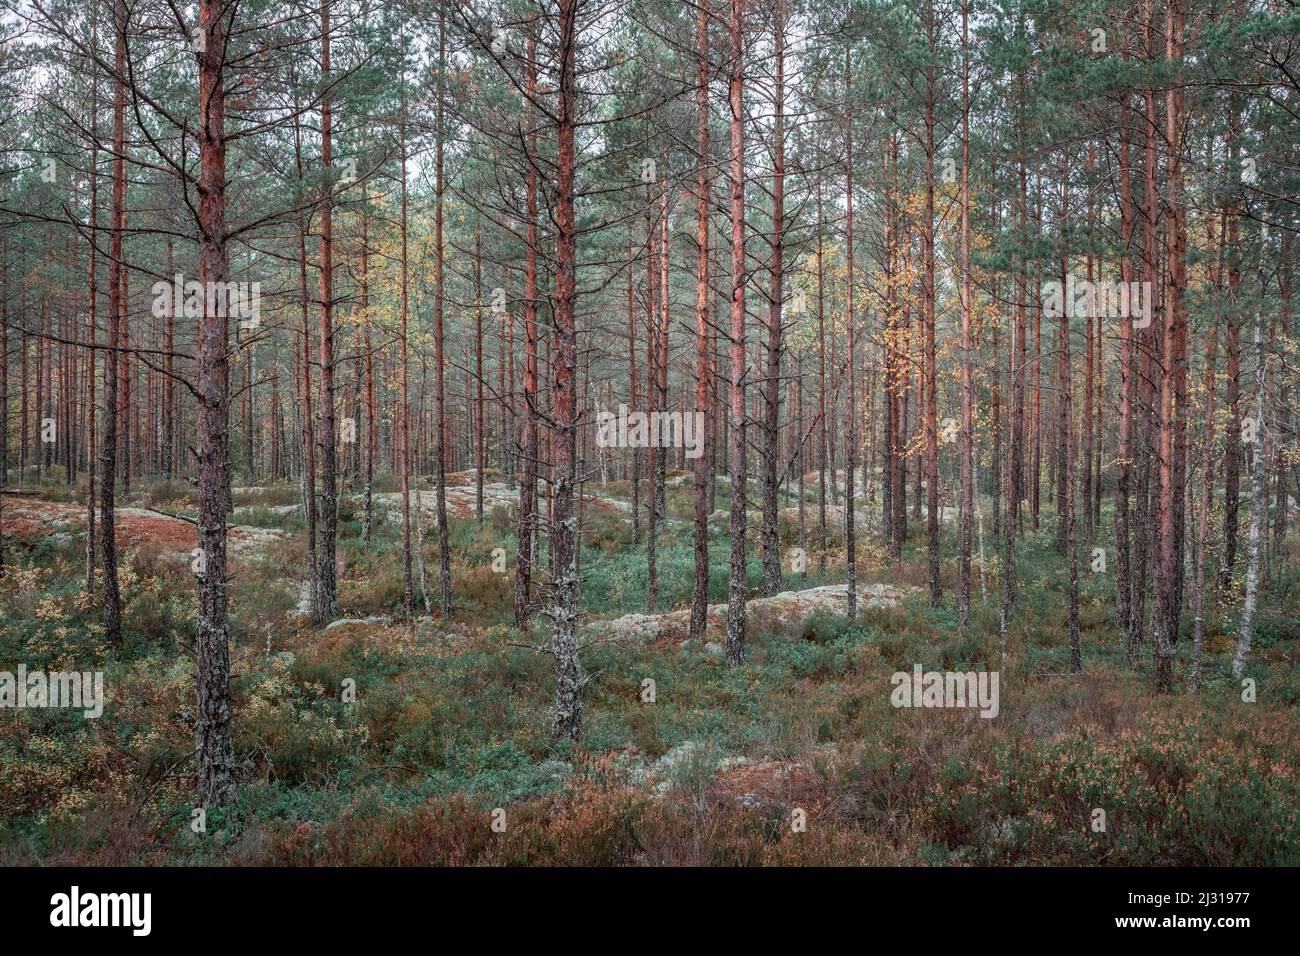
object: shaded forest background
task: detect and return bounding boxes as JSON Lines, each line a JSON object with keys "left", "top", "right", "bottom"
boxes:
{"left": 0, "top": 0, "right": 1297, "bottom": 865}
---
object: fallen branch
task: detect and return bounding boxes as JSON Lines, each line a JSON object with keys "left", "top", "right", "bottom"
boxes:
{"left": 141, "top": 506, "right": 198, "bottom": 525}
{"left": 505, "top": 639, "right": 553, "bottom": 656}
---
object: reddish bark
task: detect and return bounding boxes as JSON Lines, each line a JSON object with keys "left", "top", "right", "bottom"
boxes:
{"left": 725, "top": 0, "right": 749, "bottom": 665}
{"left": 844, "top": 46, "right": 858, "bottom": 619}
{"left": 760, "top": 8, "right": 786, "bottom": 597}
{"left": 399, "top": 91, "right": 414, "bottom": 619}
{"left": 549, "top": 0, "right": 584, "bottom": 740}
{"left": 689, "top": 0, "right": 712, "bottom": 640}
{"left": 1151, "top": 0, "right": 1187, "bottom": 691}
{"left": 432, "top": 9, "right": 451, "bottom": 617}
{"left": 957, "top": 1, "right": 973, "bottom": 630}
{"left": 99, "top": 0, "right": 125, "bottom": 648}
{"left": 923, "top": 7, "right": 940, "bottom": 606}
{"left": 1116, "top": 58, "right": 1135, "bottom": 654}
{"left": 316, "top": 0, "right": 339, "bottom": 621}
{"left": 515, "top": 27, "right": 540, "bottom": 631}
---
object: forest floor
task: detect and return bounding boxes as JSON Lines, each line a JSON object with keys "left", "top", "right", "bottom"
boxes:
{"left": 1, "top": 472, "right": 1298, "bottom": 865}
{"left": 2, "top": 494, "right": 287, "bottom": 555}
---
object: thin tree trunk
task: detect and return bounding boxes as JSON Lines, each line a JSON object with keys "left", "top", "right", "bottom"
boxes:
{"left": 844, "top": 47, "right": 858, "bottom": 619}
{"left": 99, "top": 0, "right": 126, "bottom": 647}
{"left": 1116, "top": 68, "right": 1136, "bottom": 658}
{"left": 361, "top": 192, "right": 375, "bottom": 544}
{"left": 923, "top": 7, "right": 940, "bottom": 606}
{"left": 294, "top": 107, "right": 319, "bottom": 619}
{"left": 1220, "top": 117, "right": 1244, "bottom": 599}
{"left": 549, "top": 0, "right": 584, "bottom": 740}
{"left": 315, "top": 1, "right": 339, "bottom": 621}
{"left": 1151, "top": 0, "right": 1186, "bottom": 692}
{"left": 432, "top": 9, "right": 452, "bottom": 617}
{"left": 398, "top": 82, "right": 415, "bottom": 620}
{"left": 515, "top": 27, "right": 540, "bottom": 631}
{"left": 1234, "top": 290, "right": 1270, "bottom": 680}
{"left": 957, "top": 1, "right": 973, "bottom": 630}
{"left": 760, "top": 9, "right": 786, "bottom": 597}
{"left": 645, "top": 191, "right": 660, "bottom": 612}
{"left": 817, "top": 187, "right": 828, "bottom": 570}
{"left": 689, "top": 0, "right": 712, "bottom": 640}
{"left": 725, "top": 0, "right": 749, "bottom": 665}
{"left": 1189, "top": 302, "right": 1219, "bottom": 692}
{"left": 194, "top": 0, "right": 235, "bottom": 806}
{"left": 475, "top": 220, "right": 485, "bottom": 523}
{"left": 84, "top": 108, "right": 98, "bottom": 592}
{"left": 627, "top": 234, "right": 640, "bottom": 547}
{"left": 1059, "top": 153, "right": 1081, "bottom": 673}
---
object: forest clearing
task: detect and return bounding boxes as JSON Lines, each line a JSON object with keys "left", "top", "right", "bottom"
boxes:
{"left": 0, "top": 0, "right": 1297, "bottom": 873}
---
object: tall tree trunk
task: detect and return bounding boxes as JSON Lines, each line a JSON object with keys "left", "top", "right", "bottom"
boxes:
{"left": 398, "top": 85, "right": 415, "bottom": 620}
{"left": 844, "top": 47, "right": 858, "bottom": 620}
{"left": 882, "top": 139, "right": 896, "bottom": 553}
{"left": 645, "top": 190, "right": 660, "bottom": 611}
{"left": 549, "top": 0, "right": 584, "bottom": 740}
{"left": 656, "top": 175, "right": 670, "bottom": 527}
{"left": 817, "top": 187, "right": 828, "bottom": 570}
{"left": 361, "top": 191, "right": 375, "bottom": 544}
{"left": 957, "top": 1, "right": 973, "bottom": 630}
{"left": 1000, "top": 56, "right": 1028, "bottom": 643}
{"left": 1219, "top": 112, "right": 1244, "bottom": 599}
{"left": 1082, "top": 149, "right": 1097, "bottom": 545}
{"left": 925, "top": 61, "right": 935, "bottom": 606}
{"left": 1273, "top": 234, "right": 1292, "bottom": 568}
{"left": 515, "top": 27, "right": 540, "bottom": 631}
{"left": 475, "top": 220, "right": 485, "bottom": 523}
{"left": 315, "top": 0, "right": 339, "bottom": 621}
{"left": 923, "top": 7, "right": 940, "bottom": 606}
{"left": 432, "top": 9, "right": 452, "bottom": 617}
{"left": 1059, "top": 153, "right": 1081, "bottom": 673}
{"left": 725, "top": 0, "right": 749, "bottom": 665}
{"left": 194, "top": 0, "right": 235, "bottom": 806}
{"left": 1189, "top": 260, "right": 1220, "bottom": 693}
{"left": 1233, "top": 286, "right": 1270, "bottom": 680}
{"left": 84, "top": 108, "right": 98, "bottom": 592}
{"left": 627, "top": 234, "right": 640, "bottom": 547}
{"left": 1131, "top": 5, "right": 1160, "bottom": 652}
{"left": 20, "top": 328, "right": 26, "bottom": 484}
{"left": 689, "top": 0, "right": 712, "bottom": 640}
{"left": 117, "top": 231, "right": 129, "bottom": 497}
{"left": 890, "top": 137, "right": 907, "bottom": 557}
{"left": 760, "top": 8, "right": 786, "bottom": 597}
{"left": 1055, "top": 158, "right": 1070, "bottom": 561}
{"left": 99, "top": 0, "right": 126, "bottom": 648}
{"left": 1151, "top": 0, "right": 1186, "bottom": 692}
{"left": 270, "top": 364, "right": 280, "bottom": 480}
{"left": 1031, "top": 199, "right": 1042, "bottom": 533}
{"left": 795, "top": 359, "right": 806, "bottom": 581}
{"left": 163, "top": 237, "right": 174, "bottom": 480}
{"left": 1116, "top": 66, "right": 1136, "bottom": 659}
{"left": 294, "top": 114, "right": 319, "bottom": 620}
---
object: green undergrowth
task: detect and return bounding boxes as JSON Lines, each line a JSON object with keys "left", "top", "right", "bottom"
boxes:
{"left": 0, "top": 482, "right": 1296, "bottom": 864}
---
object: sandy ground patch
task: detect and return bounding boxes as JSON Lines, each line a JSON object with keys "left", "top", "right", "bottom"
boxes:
{"left": 1, "top": 497, "right": 286, "bottom": 556}
{"left": 582, "top": 581, "right": 918, "bottom": 647}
